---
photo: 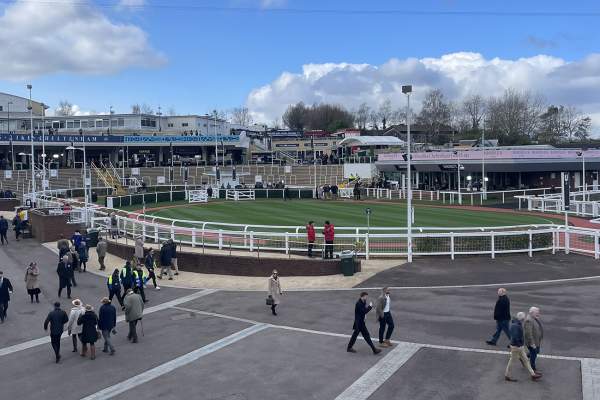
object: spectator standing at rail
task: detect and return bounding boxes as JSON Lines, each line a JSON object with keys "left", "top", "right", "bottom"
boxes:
{"left": 505, "top": 312, "right": 542, "bottom": 382}
{"left": 323, "top": 221, "right": 335, "bottom": 259}
{"left": 353, "top": 180, "right": 362, "bottom": 200}
{"left": 107, "top": 269, "right": 124, "bottom": 308}
{"left": 524, "top": 307, "right": 544, "bottom": 373}
{"left": 24, "top": 262, "right": 40, "bottom": 303}
{"left": 56, "top": 255, "right": 74, "bottom": 299}
{"left": 375, "top": 287, "right": 395, "bottom": 348}
{"left": 0, "top": 215, "right": 9, "bottom": 245}
{"left": 44, "top": 302, "right": 68, "bottom": 363}
{"left": 0, "top": 271, "right": 14, "bottom": 323}
{"left": 486, "top": 288, "right": 512, "bottom": 346}
{"left": 160, "top": 241, "right": 173, "bottom": 280}
{"left": 169, "top": 238, "right": 179, "bottom": 276}
{"left": 96, "top": 237, "right": 107, "bottom": 271}
{"left": 134, "top": 236, "right": 144, "bottom": 264}
{"left": 347, "top": 292, "right": 381, "bottom": 355}
{"left": 67, "top": 299, "right": 85, "bottom": 353}
{"left": 331, "top": 184, "right": 339, "bottom": 200}
{"left": 267, "top": 269, "right": 283, "bottom": 316}
{"left": 124, "top": 288, "right": 144, "bottom": 343}
{"left": 144, "top": 249, "right": 160, "bottom": 290}
{"left": 98, "top": 297, "right": 117, "bottom": 355}
{"left": 306, "top": 221, "right": 316, "bottom": 258}
{"left": 110, "top": 212, "right": 119, "bottom": 239}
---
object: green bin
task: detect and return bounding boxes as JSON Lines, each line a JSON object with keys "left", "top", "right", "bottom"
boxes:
{"left": 86, "top": 228, "right": 100, "bottom": 247}
{"left": 340, "top": 250, "right": 356, "bottom": 276}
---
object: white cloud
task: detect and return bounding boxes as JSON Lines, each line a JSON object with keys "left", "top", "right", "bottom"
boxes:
{"left": 260, "top": 0, "right": 287, "bottom": 9}
{"left": 0, "top": 0, "right": 165, "bottom": 80}
{"left": 246, "top": 52, "right": 600, "bottom": 132}
{"left": 117, "top": 0, "right": 146, "bottom": 9}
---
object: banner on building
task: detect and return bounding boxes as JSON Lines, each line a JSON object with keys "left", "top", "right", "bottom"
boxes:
{"left": 4, "top": 170, "right": 12, "bottom": 179}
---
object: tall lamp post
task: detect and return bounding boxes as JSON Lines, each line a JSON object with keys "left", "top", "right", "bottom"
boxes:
{"left": 454, "top": 150, "right": 462, "bottom": 205}
{"left": 8, "top": 101, "right": 14, "bottom": 170}
{"left": 27, "top": 84, "right": 36, "bottom": 202}
{"left": 481, "top": 121, "right": 486, "bottom": 200}
{"left": 109, "top": 106, "right": 114, "bottom": 135}
{"left": 41, "top": 103, "right": 49, "bottom": 187}
{"left": 577, "top": 150, "right": 586, "bottom": 201}
{"left": 402, "top": 85, "right": 413, "bottom": 263}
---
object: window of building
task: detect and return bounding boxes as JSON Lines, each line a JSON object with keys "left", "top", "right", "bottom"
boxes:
{"left": 103, "top": 119, "right": 109, "bottom": 127}
{"left": 168, "top": 123, "right": 174, "bottom": 128}
{"left": 141, "top": 118, "right": 156, "bottom": 128}
{"left": 73, "top": 120, "right": 80, "bottom": 128}
{"left": 118, "top": 118, "right": 125, "bottom": 127}
{"left": 0, "top": 106, "right": 3, "bottom": 111}
{"left": 81, "top": 120, "right": 88, "bottom": 128}
{"left": 181, "top": 122, "right": 189, "bottom": 127}
{"left": 66, "top": 120, "right": 74, "bottom": 129}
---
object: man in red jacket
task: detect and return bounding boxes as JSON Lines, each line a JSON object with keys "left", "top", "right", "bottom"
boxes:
{"left": 323, "top": 221, "right": 335, "bottom": 259}
{"left": 306, "top": 221, "right": 316, "bottom": 258}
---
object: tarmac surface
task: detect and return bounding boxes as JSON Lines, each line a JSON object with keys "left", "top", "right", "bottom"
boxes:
{"left": 0, "top": 238, "right": 598, "bottom": 400}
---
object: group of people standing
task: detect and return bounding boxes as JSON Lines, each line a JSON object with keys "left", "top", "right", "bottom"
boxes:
{"left": 305, "top": 221, "right": 335, "bottom": 259}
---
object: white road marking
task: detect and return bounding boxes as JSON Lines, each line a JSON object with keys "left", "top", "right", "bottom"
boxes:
{"left": 582, "top": 358, "right": 600, "bottom": 400}
{"left": 80, "top": 324, "right": 269, "bottom": 400}
{"left": 0, "top": 289, "right": 219, "bottom": 358}
{"left": 334, "top": 342, "right": 422, "bottom": 400}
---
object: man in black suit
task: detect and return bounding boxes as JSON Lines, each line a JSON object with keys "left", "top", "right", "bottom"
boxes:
{"left": 56, "top": 255, "right": 74, "bottom": 299}
{"left": 0, "top": 271, "right": 14, "bottom": 323}
{"left": 347, "top": 291, "right": 381, "bottom": 355}
{"left": 44, "top": 302, "right": 69, "bottom": 363}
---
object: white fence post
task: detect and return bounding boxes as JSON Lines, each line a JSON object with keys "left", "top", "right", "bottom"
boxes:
{"left": 491, "top": 232, "right": 495, "bottom": 259}
{"left": 450, "top": 233, "right": 455, "bottom": 260}
{"left": 218, "top": 230, "right": 223, "bottom": 249}
{"left": 528, "top": 230, "right": 533, "bottom": 257}
{"left": 565, "top": 228, "right": 570, "bottom": 254}
{"left": 552, "top": 229, "right": 556, "bottom": 254}
{"left": 154, "top": 224, "right": 159, "bottom": 243}
{"left": 365, "top": 233, "right": 370, "bottom": 260}
{"left": 285, "top": 233, "right": 289, "bottom": 255}
{"left": 191, "top": 228, "right": 196, "bottom": 248}
{"left": 249, "top": 231, "right": 254, "bottom": 252}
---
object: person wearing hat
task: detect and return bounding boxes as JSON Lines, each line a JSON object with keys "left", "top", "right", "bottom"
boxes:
{"left": 123, "top": 288, "right": 144, "bottom": 343}
{"left": 66, "top": 299, "right": 85, "bottom": 353}
{"left": 77, "top": 304, "right": 99, "bottom": 360}
{"left": 98, "top": 298, "right": 117, "bottom": 355}
{"left": 44, "top": 302, "right": 69, "bottom": 363}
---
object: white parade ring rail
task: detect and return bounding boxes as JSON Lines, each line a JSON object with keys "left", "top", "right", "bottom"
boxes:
{"left": 26, "top": 189, "right": 600, "bottom": 260}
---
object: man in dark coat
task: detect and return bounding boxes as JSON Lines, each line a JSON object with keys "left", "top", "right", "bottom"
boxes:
{"left": 44, "top": 302, "right": 69, "bottom": 363}
{"left": 347, "top": 292, "right": 381, "bottom": 355}
{"left": 120, "top": 261, "right": 135, "bottom": 292}
{"left": 98, "top": 297, "right": 117, "bottom": 355}
{"left": 486, "top": 288, "right": 512, "bottom": 346}
{"left": 0, "top": 271, "right": 14, "bottom": 322}
{"left": 56, "top": 255, "right": 74, "bottom": 299}
{"left": 160, "top": 241, "right": 173, "bottom": 280}
{"left": 0, "top": 215, "right": 9, "bottom": 245}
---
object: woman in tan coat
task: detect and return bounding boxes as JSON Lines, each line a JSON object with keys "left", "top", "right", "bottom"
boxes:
{"left": 24, "top": 262, "right": 40, "bottom": 303}
{"left": 267, "top": 270, "right": 283, "bottom": 316}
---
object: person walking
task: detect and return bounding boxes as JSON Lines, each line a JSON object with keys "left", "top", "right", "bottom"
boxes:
{"left": 323, "top": 221, "right": 335, "bottom": 259}
{"left": 12, "top": 213, "right": 22, "bottom": 241}
{"left": 169, "top": 239, "right": 179, "bottom": 276}
{"left": 0, "top": 271, "right": 14, "bottom": 323}
{"left": 77, "top": 304, "right": 99, "bottom": 360}
{"left": 134, "top": 237, "right": 145, "bottom": 264}
{"left": 67, "top": 299, "right": 85, "bottom": 353}
{"left": 57, "top": 234, "right": 71, "bottom": 260}
{"left": 71, "top": 229, "right": 83, "bottom": 249}
{"left": 347, "top": 292, "right": 381, "bottom": 355}
{"left": 0, "top": 215, "right": 9, "bottom": 245}
{"left": 159, "top": 241, "right": 173, "bottom": 280}
{"left": 24, "top": 262, "right": 41, "bottom": 303}
{"left": 68, "top": 246, "right": 80, "bottom": 275}
{"left": 120, "top": 261, "right": 135, "bottom": 292}
{"left": 57, "top": 255, "right": 74, "bottom": 299}
{"left": 133, "top": 263, "right": 148, "bottom": 303}
{"left": 77, "top": 239, "right": 89, "bottom": 272}
{"left": 306, "top": 221, "right": 316, "bottom": 258}
{"left": 98, "top": 297, "right": 117, "bottom": 355}
{"left": 110, "top": 212, "right": 119, "bottom": 239}
{"left": 123, "top": 289, "right": 144, "bottom": 343}
{"left": 267, "top": 270, "right": 283, "bottom": 316}
{"left": 144, "top": 249, "right": 160, "bottom": 290}
{"left": 375, "top": 287, "right": 395, "bottom": 348}
{"left": 505, "top": 312, "right": 542, "bottom": 382}
{"left": 486, "top": 288, "right": 512, "bottom": 346}
{"left": 43, "top": 302, "right": 69, "bottom": 363}
{"left": 107, "top": 269, "right": 124, "bottom": 308}
{"left": 524, "top": 306, "right": 544, "bottom": 373}
{"left": 96, "top": 237, "right": 108, "bottom": 271}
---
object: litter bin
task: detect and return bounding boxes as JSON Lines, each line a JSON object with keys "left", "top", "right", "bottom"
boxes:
{"left": 340, "top": 250, "right": 356, "bottom": 276}
{"left": 86, "top": 228, "right": 100, "bottom": 247}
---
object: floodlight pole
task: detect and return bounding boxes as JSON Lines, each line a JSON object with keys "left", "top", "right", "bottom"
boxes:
{"left": 27, "top": 84, "right": 36, "bottom": 203}
{"left": 403, "top": 85, "right": 413, "bottom": 263}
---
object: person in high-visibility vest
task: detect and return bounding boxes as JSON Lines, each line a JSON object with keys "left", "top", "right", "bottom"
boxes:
{"left": 107, "top": 269, "right": 123, "bottom": 308}
{"left": 132, "top": 264, "right": 148, "bottom": 303}
{"left": 119, "top": 262, "right": 134, "bottom": 292}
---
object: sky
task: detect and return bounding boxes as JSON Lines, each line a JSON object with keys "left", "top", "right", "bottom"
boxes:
{"left": 1, "top": 0, "right": 600, "bottom": 129}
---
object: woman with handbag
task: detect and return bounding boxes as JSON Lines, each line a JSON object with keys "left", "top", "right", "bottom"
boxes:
{"left": 77, "top": 304, "right": 99, "bottom": 360}
{"left": 24, "top": 262, "right": 40, "bottom": 303}
{"left": 267, "top": 270, "right": 283, "bottom": 316}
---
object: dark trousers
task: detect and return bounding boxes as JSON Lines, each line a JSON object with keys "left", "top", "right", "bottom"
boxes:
{"left": 307, "top": 241, "right": 314, "bottom": 258}
{"left": 489, "top": 319, "right": 511, "bottom": 344}
{"left": 50, "top": 334, "right": 61, "bottom": 359}
{"left": 109, "top": 288, "right": 123, "bottom": 306}
{"left": 0, "top": 231, "right": 7, "bottom": 244}
{"left": 15, "top": 229, "right": 21, "bottom": 240}
{"left": 71, "top": 334, "right": 79, "bottom": 351}
{"left": 71, "top": 274, "right": 77, "bottom": 287}
{"left": 528, "top": 346, "right": 540, "bottom": 370}
{"left": 98, "top": 256, "right": 106, "bottom": 270}
{"left": 58, "top": 280, "right": 72, "bottom": 298}
{"left": 378, "top": 312, "right": 395, "bottom": 343}
{"left": 324, "top": 241, "right": 334, "bottom": 259}
{"left": 348, "top": 325, "right": 376, "bottom": 352}
{"left": 146, "top": 270, "right": 158, "bottom": 288}
{"left": 136, "top": 286, "right": 146, "bottom": 302}
{"left": 128, "top": 320, "right": 139, "bottom": 342}
{"left": 0, "top": 300, "right": 8, "bottom": 321}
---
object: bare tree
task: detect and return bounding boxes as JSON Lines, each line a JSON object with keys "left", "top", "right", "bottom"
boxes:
{"left": 377, "top": 99, "right": 393, "bottom": 129}
{"left": 368, "top": 110, "right": 379, "bottom": 130}
{"left": 354, "top": 103, "right": 370, "bottom": 129}
{"left": 231, "top": 107, "right": 253, "bottom": 126}
{"left": 141, "top": 104, "right": 154, "bottom": 115}
{"left": 486, "top": 89, "right": 544, "bottom": 144}
{"left": 462, "top": 94, "right": 486, "bottom": 130}
{"left": 282, "top": 102, "right": 307, "bottom": 130}
{"left": 416, "top": 89, "right": 451, "bottom": 143}
{"left": 55, "top": 100, "right": 75, "bottom": 116}
{"left": 131, "top": 104, "right": 141, "bottom": 114}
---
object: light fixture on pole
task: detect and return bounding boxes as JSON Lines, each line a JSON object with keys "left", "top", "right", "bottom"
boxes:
{"left": 41, "top": 103, "right": 49, "bottom": 187}
{"left": 27, "top": 84, "right": 36, "bottom": 202}
{"left": 481, "top": 120, "right": 486, "bottom": 200}
{"left": 577, "top": 150, "right": 586, "bottom": 201}
{"left": 453, "top": 150, "right": 462, "bottom": 205}
{"left": 402, "top": 84, "right": 413, "bottom": 262}
{"left": 8, "top": 100, "right": 14, "bottom": 170}
{"left": 109, "top": 105, "right": 114, "bottom": 135}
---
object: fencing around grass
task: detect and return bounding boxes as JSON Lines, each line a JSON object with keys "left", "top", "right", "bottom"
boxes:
{"left": 517, "top": 189, "right": 600, "bottom": 218}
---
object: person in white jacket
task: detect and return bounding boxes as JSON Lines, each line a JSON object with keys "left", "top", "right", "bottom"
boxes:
{"left": 66, "top": 299, "right": 85, "bottom": 353}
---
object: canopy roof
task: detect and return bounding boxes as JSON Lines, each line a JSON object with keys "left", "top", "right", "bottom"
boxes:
{"left": 339, "top": 136, "right": 405, "bottom": 147}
